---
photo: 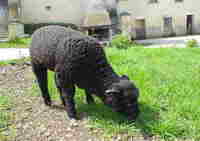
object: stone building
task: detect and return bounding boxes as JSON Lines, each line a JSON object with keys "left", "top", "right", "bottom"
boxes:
{"left": 119, "top": 0, "right": 200, "bottom": 39}
{"left": 1, "top": 0, "right": 200, "bottom": 41}
{"left": 4, "top": 0, "right": 119, "bottom": 41}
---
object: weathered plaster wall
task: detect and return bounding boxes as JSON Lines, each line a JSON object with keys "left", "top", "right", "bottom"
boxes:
{"left": 0, "top": 0, "right": 8, "bottom": 32}
{"left": 121, "top": 0, "right": 200, "bottom": 38}
{"left": 20, "top": 0, "right": 85, "bottom": 25}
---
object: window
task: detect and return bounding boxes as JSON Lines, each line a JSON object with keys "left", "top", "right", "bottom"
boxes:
{"left": 149, "top": 0, "right": 158, "bottom": 4}
{"left": 175, "top": 0, "right": 183, "bottom": 2}
{"left": 163, "top": 17, "right": 174, "bottom": 37}
{"left": 45, "top": 5, "right": 52, "bottom": 11}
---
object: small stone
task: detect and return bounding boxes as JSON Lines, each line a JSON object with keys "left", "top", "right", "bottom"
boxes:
{"left": 65, "top": 133, "right": 73, "bottom": 138}
{"left": 66, "top": 127, "right": 72, "bottom": 131}
{"left": 70, "top": 119, "right": 79, "bottom": 127}
{"left": 24, "top": 61, "right": 31, "bottom": 66}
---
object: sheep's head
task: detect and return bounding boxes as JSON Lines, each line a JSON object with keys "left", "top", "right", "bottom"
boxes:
{"left": 104, "top": 75, "right": 140, "bottom": 121}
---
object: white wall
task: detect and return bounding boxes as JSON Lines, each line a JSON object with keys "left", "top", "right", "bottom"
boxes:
{"left": 121, "top": 0, "right": 200, "bottom": 38}
{"left": 20, "top": 0, "right": 85, "bottom": 26}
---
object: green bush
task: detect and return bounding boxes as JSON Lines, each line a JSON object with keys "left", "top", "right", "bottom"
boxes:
{"left": 7, "top": 37, "right": 27, "bottom": 45}
{"left": 110, "top": 34, "right": 134, "bottom": 49}
{"left": 186, "top": 39, "right": 199, "bottom": 48}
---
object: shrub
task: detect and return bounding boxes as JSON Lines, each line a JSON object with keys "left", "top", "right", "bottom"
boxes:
{"left": 186, "top": 39, "right": 199, "bottom": 48}
{"left": 109, "top": 34, "right": 134, "bottom": 49}
{"left": 8, "top": 37, "right": 27, "bottom": 45}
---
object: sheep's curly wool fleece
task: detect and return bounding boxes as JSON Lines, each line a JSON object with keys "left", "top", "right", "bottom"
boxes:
{"left": 30, "top": 25, "right": 117, "bottom": 91}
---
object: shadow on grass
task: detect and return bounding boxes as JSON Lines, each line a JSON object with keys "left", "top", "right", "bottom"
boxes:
{"left": 44, "top": 78, "right": 159, "bottom": 137}
{"left": 135, "top": 102, "right": 159, "bottom": 137}
{"left": 49, "top": 98, "right": 159, "bottom": 136}
{"left": 54, "top": 96, "right": 159, "bottom": 137}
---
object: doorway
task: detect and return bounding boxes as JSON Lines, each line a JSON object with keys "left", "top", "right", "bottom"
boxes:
{"left": 135, "top": 19, "right": 146, "bottom": 40}
{"left": 163, "top": 16, "right": 174, "bottom": 37}
{"left": 186, "top": 15, "right": 193, "bottom": 35}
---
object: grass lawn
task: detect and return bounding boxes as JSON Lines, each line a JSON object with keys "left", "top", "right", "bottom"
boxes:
{"left": 46, "top": 47, "right": 200, "bottom": 140}
{"left": 1, "top": 47, "right": 200, "bottom": 140}
{"left": 0, "top": 96, "right": 12, "bottom": 140}
{"left": 0, "top": 38, "right": 31, "bottom": 48}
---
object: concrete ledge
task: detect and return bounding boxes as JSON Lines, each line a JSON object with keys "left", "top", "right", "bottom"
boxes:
{"left": 0, "top": 48, "right": 29, "bottom": 61}
{"left": 0, "top": 40, "right": 9, "bottom": 42}
{"left": 135, "top": 35, "right": 200, "bottom": 47}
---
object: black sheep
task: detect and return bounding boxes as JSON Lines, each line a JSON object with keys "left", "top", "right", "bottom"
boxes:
{"left": 30, "top": 25, "right": 139, "bottom": 121}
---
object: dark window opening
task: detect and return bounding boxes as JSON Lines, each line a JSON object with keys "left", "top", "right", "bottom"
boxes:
{"left": 149, "top": 0, "right": 158, "bottom": 4}
{"left": 175, "top": 0, "right": 183, "bottom": 3}
{"left": 45, "top": 5, "right": 52, "bottom": 11}
{"left": 0, "top": 0, "right": 7, "bottom": 7}
{"left": 186, "top": 15, "right": 193, "bottom": 35}
{"left": 135, "top": 19, "right": 146, "bottom": 40}
{"left": 163, "top": 16, "right": 175, "bottom": 37}
{"left": 88, "top": 27, "right": 110, "bottom": 41}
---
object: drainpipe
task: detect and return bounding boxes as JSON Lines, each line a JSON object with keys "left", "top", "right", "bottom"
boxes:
{"left": 107, "top": 7, "right": 121, "bottom": 37}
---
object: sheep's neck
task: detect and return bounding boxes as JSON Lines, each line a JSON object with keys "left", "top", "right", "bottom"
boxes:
{"left": 96, "top": 65, "right": 119, "bottom": 92}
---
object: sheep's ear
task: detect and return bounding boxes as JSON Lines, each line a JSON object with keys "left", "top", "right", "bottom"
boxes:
{"left": 105, "top": 88, "right": 120, "bottom": 95}
{"left": 121, "top": 75, "right": 130, "bottom": 80}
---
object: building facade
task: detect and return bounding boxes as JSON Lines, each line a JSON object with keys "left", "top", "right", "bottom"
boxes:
{"left": 1, "top": 0, "right": 200, "bottom": 41}
{"left": 0, "top": 0, "right": 8, "bottom": 41}
{"left": 119, "top": 0, "right": 200, "bottom": 39}
{"left": 5, "top": 0, "right": 119, "bottom": 41}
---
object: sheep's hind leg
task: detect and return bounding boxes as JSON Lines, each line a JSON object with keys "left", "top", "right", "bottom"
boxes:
{"left": 55, "top": 74, "right": 65, "bottom": 106}
{"left": 55, "top": 72, "right": 77, "bottom": 119}
{"left": 31, "top": 63, "right": 51, "bottom": 106}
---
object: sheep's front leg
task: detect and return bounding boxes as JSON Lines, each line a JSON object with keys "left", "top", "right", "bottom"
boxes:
{"left": 61, "top": 86, "right": 77, "bottom": 119}
{"left": 55, "top": 72, "right": 77, "bottom": 119}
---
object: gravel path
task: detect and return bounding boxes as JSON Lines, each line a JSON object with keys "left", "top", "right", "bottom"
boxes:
{"left": 0, "top": 64, "right": 101, "bottom": 141}
{"left": 0, "top": 63, "right": 159, "bottom": 141}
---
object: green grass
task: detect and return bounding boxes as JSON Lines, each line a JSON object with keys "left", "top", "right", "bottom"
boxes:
{"left": 0, "top": 96, "right": 12, "bottom": 140}
{"left": 0, "top": 57, "right": 30, "bottom": 66}
{"left": 37, "top": 47, "right": 200, "bottom": 140}
{"left": 0, "top": 38, "right": 31, "bottom": 48}
{"left": 0, "top": 96, "right": 11, "bottom": 129}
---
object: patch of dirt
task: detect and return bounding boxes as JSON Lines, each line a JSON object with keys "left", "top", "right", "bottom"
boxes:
{"left": 0, "top": 64, "right": 101, "bottom": 141}
{"left": 0, "top": 64, "right": 156, "bottom": 141}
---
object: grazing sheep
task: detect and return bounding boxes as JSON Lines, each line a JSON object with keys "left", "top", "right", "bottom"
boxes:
{"left": 30, "top": 25, "right": 139, "bottom": 121}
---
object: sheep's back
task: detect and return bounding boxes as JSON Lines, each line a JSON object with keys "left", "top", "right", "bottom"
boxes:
{"left": 30, "top": 25, "right": 107, "bottom": 73}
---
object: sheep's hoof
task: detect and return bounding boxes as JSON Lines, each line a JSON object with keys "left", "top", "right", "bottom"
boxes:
{"left": 44, "top": 100, "right": 52, "bottom": 106}
{"left": 69, "top": 119, "right": 79, "bottom": 127}
{"left": 68, "top": 113, "right": 79, "bottom": 121}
